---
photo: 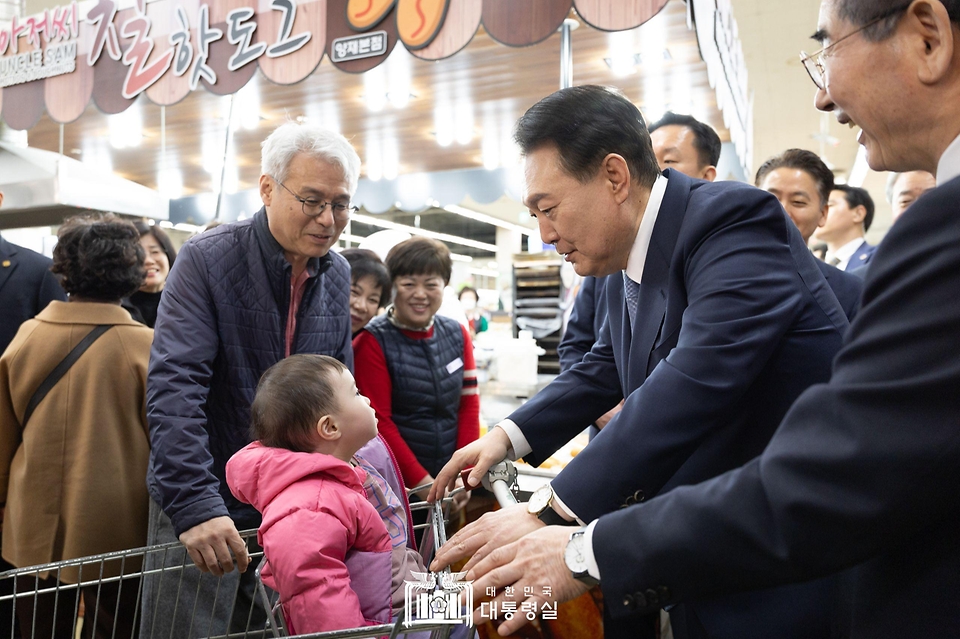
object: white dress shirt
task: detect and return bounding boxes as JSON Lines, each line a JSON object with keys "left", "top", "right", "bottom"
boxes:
{"left": 825, "top": 238, "right": 868, "bottom": 271}
{"left": 937, "top": 133, "right": 960, "bottom": 185}
{"left": 498, "top": 174, "right": 669, "bottom": 581}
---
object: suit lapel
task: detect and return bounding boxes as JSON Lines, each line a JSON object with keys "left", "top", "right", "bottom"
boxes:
{"left": 0, "top": 238, "right": 19, "bottom": 297}
{"left": 626, "top": 170, "right": 692, "bottom": 391}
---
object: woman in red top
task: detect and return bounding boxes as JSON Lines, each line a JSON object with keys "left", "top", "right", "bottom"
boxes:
{"left": 353, "top": 238, "right": 478, "bottom": 512}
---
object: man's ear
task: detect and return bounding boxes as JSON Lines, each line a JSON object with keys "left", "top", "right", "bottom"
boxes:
{"left": 0, "top": 191, "right": 4, "bottom": 209}
{"left": 702, "top": 166, "right": 718, "bottom": 182}
{"left": 818, "top": 204, "right": 829, "bottom": 228}
{"left": 316, "top": 415, "right": 341, "bottom": 442}
{"left": 601, "top": 153, "right": 632, "bottom": 205}
{"left": 852, "top": 204, "right": 867, "bottom": 225}
{"left": 259, "top": 175, "right": 274, "bottom": 207}
{"left": 909, "top": 0, "right": 956, "bottom": 84}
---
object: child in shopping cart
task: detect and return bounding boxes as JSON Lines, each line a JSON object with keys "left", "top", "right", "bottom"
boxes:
{"left": 226, "top": 354, "right": 428, "bottom": 635}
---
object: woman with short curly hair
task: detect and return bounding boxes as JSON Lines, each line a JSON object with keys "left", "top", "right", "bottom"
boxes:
{"left": 0, "top": 215, "right": 153, "bottom": 639}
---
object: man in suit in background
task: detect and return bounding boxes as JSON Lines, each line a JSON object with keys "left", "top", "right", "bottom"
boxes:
{"left": 648, "top": 112, "right": 722, "bottom": 182}
{"left": 0, "top": 193, "right": 67, "bottom": 355}
{"left": 557, "top": 112, "right": 723, "bottom": 434}
{"left": 0, "top": 189, "right": 66, "bottom": 638}
{"left": 431, "top": 85, "right": 849, "bottom": 639}
{"left": 887, "top": 169, "right": 937, "bottom": 219}
{"left": 456, "top": 2, "right": 960, "bottom": 637}
{"left": 816, "top": 184, "right": 877, "bottom": 270}
{"left": 756, "top": 148, "right": 864, "bottom": 320}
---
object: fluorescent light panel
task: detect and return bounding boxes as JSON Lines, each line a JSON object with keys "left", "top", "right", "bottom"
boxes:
{"left": 352, "top": 212, "right": 497, "bottom": 252}
{"left": 443, "top": 204, "right": 534, "bottom": 237}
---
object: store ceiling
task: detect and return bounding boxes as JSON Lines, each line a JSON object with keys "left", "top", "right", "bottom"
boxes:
{"left": 23, "top": 0, "right": 728, "bottom": 204}
{"left": 19, "top": 0, "right": 894, "bottom": 243}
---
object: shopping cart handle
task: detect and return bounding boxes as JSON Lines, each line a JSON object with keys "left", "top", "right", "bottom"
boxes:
{"left": 455, "top": 462, "right": 519, "bottom": 506}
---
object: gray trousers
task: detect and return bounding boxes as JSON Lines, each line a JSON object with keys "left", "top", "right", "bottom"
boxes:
{"left": 138, "top": 500, "right": 267, "bottom": 639}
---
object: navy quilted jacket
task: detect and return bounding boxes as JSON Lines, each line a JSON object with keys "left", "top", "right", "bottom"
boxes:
{"left": 146, "top": 209, "right": 353, "bottom": 536}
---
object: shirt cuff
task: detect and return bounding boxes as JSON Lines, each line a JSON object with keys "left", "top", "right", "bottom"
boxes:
{"left": 496, "top": 420, "right": 532, "bottom": 460}
{"left": 582, "top": 520, "right": 602, "bottom": 581}
{"left": 551, "top": 486, "right": 585, "bottom": 526}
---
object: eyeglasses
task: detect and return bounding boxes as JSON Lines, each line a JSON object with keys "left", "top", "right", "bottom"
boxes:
{"left": 274, "top": 179, "right": 359, "bottom": 219}
{"left": 800, "top": 2, "right": 912, "bottom": 90}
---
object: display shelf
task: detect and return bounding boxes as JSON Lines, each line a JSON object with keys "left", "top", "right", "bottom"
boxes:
{"left": 512, "top": 254, "right": 566, "bottom": 374}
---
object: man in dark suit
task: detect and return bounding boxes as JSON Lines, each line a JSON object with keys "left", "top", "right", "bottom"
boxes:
{"left": 452, "top": 2, "right": 960, "bottom": 638}
{"left": 755, "top": 148, "right": 864, "bottom": 320}
{"left": 431, "top": 86, "right": 849, "bottom": 638}
{"left": 0, "top": 190, "right": 66, "bottom": 638}
{"left": 817, "top": 184, "right": 878, "bottom": 270}
{"left": 0, "top": 192, "right": 66, "bottom": 354}
{"left": 558, "top": 113, "right": 724, "bottom": 435}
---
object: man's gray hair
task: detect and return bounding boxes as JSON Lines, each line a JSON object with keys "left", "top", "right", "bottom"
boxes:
{"left": 837, "top": 0, "right": 960, "bottom": 40}
{"left": 261, "top": 123, "right": 362, "bottom": 195}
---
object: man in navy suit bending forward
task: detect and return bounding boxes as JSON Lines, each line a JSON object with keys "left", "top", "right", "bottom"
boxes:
{"left": 431, "top": 85, "right": 850, "bottom": 639}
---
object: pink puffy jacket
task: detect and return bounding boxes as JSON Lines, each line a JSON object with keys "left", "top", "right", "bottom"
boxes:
{"left": 226, "top": 442, "right": 393, "bottom": 635}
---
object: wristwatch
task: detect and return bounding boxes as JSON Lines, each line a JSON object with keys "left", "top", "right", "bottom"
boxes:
{"left": 527, "top": 485, "right": 577, "bottom": 526}
{"left": 564, "top": 529, "right": 600, "bottom": 587}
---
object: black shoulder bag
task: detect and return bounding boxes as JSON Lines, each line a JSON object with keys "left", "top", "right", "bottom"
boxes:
{"left": 21, "top": 325, "right": 113, "bottom": 426}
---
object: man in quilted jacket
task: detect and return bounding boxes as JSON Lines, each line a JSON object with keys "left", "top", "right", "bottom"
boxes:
{"left": 140, "top": 122, "right": 360, "bottom": 638}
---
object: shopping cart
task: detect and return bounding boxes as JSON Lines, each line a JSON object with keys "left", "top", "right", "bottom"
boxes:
{"left": 0, "top": 471, "right": 518, "bottom": 639}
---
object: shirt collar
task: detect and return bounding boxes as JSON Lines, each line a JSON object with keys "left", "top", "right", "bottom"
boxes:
{"left": 624, "top": 174, "right": 668, "bottom": 284}
{"left": 936, "top": 133, "right": 960, "bottom": 185}
{"left": 826, "top": 238, "right": 865, "bottom": 269}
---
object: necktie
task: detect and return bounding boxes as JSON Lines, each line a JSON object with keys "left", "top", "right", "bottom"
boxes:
{"left": 623, "top": 272, "right": 640, "bottom": 327}
{"left": 828, "top": 256, "right": 841, "bottom": 267}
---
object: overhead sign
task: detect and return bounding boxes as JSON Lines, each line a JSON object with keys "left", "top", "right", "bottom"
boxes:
{"left": 0, "top": 0, "right": 672, "bottom": 130}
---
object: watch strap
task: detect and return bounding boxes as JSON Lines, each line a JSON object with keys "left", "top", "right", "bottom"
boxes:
{"left": 538, "top": 506, "right": 578, "bottom": 527}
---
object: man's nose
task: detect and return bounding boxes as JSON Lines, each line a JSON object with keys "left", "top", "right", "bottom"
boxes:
{"left": 814, "top": 86, "right": 835, "bottom": 113}
{"left": 537, "top": 217, "right": 560, "bottom": 245}
{"left": 313, "top": 205, "right": 336, "bottom": 227}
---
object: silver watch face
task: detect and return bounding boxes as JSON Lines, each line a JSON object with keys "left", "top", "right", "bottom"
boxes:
{"left": 527, "top": 485, "right": 552, "bottom": 515}
{"left": 564, "top": 532, "right": 589, "bottom": 574}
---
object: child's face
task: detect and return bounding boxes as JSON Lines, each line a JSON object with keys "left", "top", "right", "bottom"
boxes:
{"left": 331, "top": 368, "right": 379, "bottom": 451}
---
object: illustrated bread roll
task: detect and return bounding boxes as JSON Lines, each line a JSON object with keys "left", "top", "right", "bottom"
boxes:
{"left": 347, "top": 0, "right": 397, "bottom": 31}
{"left": 397, "top": 0, "right": 448, "bottom": 49}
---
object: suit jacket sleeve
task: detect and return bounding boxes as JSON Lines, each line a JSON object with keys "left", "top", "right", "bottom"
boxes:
{"left": 509, "top": 300, "right": 624, "bottom": 465}
{"left": 147, "top": 241, "right": 229, "bottom": 535}
{"left": 558, "top": 277, "right": 599, "bottom": 372}
{"left": 551, "top": 190, "right": 816, "bottom": 521}
{"left": 591, "top": 181, "right": 960, "bottom": 618}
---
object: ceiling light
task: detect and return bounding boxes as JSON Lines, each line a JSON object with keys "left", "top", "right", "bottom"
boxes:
{"left": 109, "top": 108, "right": 143, "bottom": 149}
{"left": 455, "top": 101, "right": 474, "bottom": 145}
{"left": 157, "top": 168, "right": 183, "bottom": 199}
{"left": 363, "top": 67, "right": 387, "bottom": 112}
{"left": 443, "top": 204, "right": 535, "bottom": 236}
{"left": 352, "top": 212, "right": 497, "bottom": 252}
{"left": 366, "top": 135, "right": 383, "bottom": 181}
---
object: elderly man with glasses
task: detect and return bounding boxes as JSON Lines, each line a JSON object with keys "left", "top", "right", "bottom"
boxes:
{"left": 140, "top": 123, "right": 361, "bottom": 637}
{"left": 447, "top": 2, "right": 960, "bottom": 638}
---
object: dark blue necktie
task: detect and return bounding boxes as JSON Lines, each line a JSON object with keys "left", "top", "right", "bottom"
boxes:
{"left": 623, "top": 271, "right": 639, "bottom": 327}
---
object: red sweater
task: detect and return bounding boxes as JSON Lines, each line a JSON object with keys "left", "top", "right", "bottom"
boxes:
{"left": 353, "top": 321, "right": 480, "bottom": 488}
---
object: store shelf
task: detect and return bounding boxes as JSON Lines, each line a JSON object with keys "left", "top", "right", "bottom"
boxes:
{"left": 512, "top": 254, "right": 567, "bottom": 374}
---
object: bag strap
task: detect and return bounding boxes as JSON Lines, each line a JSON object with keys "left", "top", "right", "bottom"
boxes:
{"left": 22, "top": 324, "right": 113, "bottom": 427}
